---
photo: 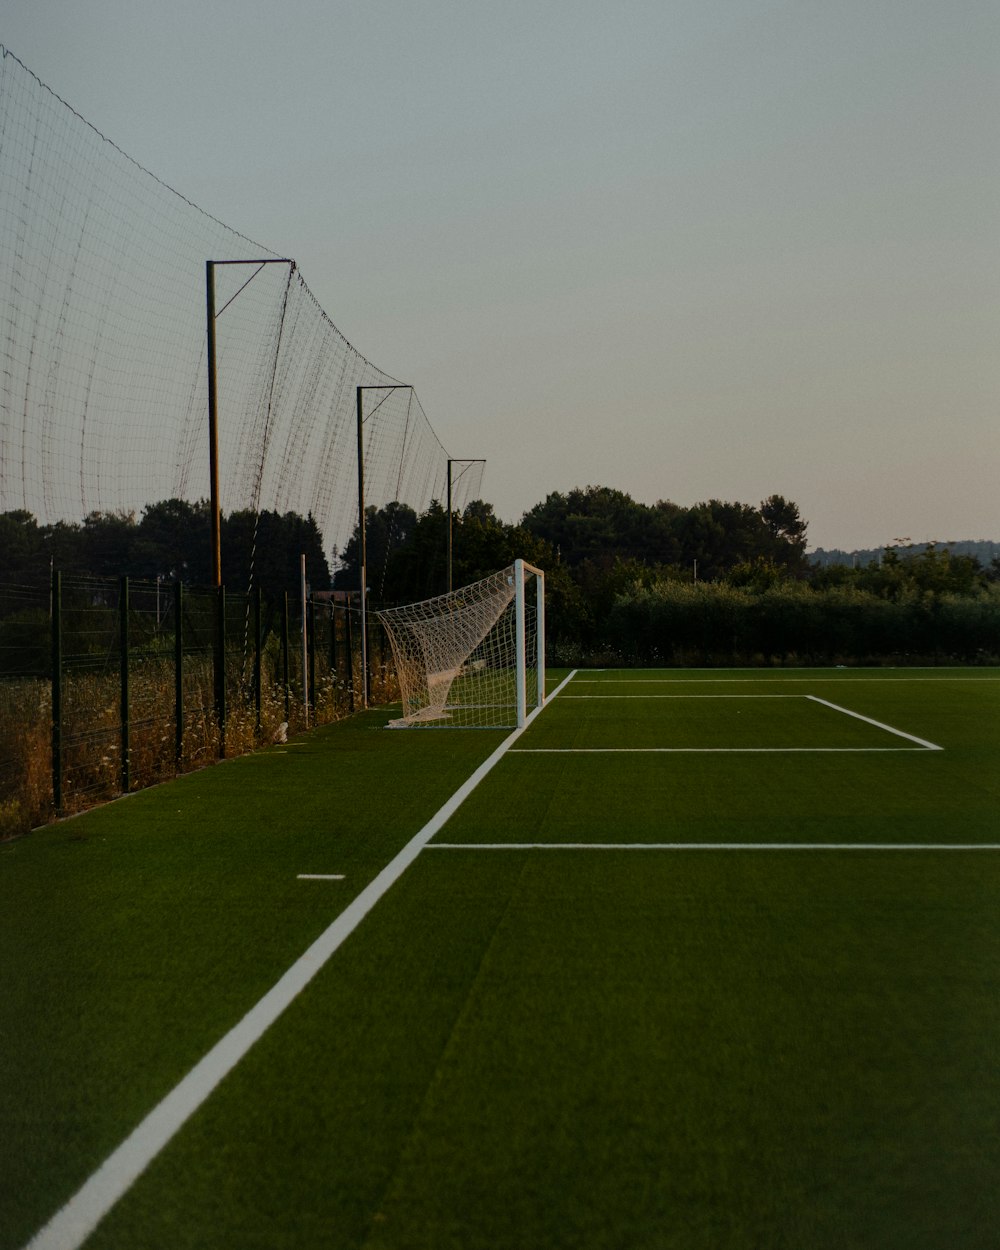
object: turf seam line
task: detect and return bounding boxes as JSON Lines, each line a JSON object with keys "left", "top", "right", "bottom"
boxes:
{"left": 20, "top": 671, "right": 578, "bottom": 1250}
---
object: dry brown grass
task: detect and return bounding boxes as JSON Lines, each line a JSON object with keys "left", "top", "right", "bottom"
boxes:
{"left": 0, "top": 653, "right": 399, "bottom": 840}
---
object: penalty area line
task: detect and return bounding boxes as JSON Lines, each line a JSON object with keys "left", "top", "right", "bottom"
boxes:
{"left": 805, "top": 695, "right": 944, "bottom": 750}
{"left": 22, "top": 669, "right": 578, "bottom": 1250}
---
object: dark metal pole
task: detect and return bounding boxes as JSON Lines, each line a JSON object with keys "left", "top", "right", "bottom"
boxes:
{"left": 205, "top": 257, "right": 294, "bottom": 588}
{"left": 345, "top": 600, "right": 355, "bottom": 714}
{"left": 355, "top": 384, "right": 412, "bottom": 709}
{"left": 254, "top": 585, "right": 262, "bottom": 733}
{"left": 356, "top": 386, "right": 369, "bottom": 708}
{"left": 119, "top": 576, "right": 130, "bottom": 792}
{"left": 444, "top": 459, "right": 484, "bottom": 594}
{"left": 308, "top": 592, "right": 316, "bottom": 717}
{"left": 330, "top": 602, "right": 338, "bottom": 687}
{"left": 206, "top": 261, "right": 222, "bottom": 587}
{"left": 447, "top": 458, "right": 453, "bottom": 593}
{"left": 51, "top": 569, "right": 62, "bottom": 812}
{"left": 281, "top": 592, "right": 290, "bottom": 722}
{"left": 174, "top": 581, "right": 183, "bottom": 770}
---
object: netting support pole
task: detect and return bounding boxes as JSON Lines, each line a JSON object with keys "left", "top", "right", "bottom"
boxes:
{"left": 446, "top": 459, "right": 485, "bottom": 593}
{"left": 515, "top": 559, "right": 526, "bottom": 728}
{"left": 206, "top": 262, "right": 222, "bottom": 586}
{"left": 357, "top": 384, "right": 413, "bottom": 708}
{"left": 205, "top": 257, "right": 294, "bottom": 586}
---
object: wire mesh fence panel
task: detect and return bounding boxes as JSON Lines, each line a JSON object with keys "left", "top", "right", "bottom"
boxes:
{"left": 0, "top": 574, "right": 402, "bottom": 839}
{"left": 55, "top": 578, "right": 118, "bottom": 808}
{"left": 122, "top": 579, "right": 180, "bottom": 790}
{"left": 0, "top": 581, "right": 52, "bottom": 835}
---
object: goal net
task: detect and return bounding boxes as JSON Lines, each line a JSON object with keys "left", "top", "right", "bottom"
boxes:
{"left": 376, "top": 560, "right": 545, "bottom": 728}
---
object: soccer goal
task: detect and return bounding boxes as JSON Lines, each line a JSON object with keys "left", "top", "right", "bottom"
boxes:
{"left": 376, "top": 560, "right": 545, "bottom": 728}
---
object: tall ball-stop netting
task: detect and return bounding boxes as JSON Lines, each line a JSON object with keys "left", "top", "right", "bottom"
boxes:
{"left": 0, "top": 46, "right": 483, "bottom": 560}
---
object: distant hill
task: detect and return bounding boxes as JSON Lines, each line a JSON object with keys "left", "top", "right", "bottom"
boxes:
{"left": 810, "top": 540, "right": 1000, "bottom": 568}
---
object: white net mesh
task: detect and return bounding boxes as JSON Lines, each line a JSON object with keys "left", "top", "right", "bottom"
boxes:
{"left": 377, "top": 563, "right": 543, "bottom": 728}
{"left": 0, "top": 47, "right": 486, "bottom": 557}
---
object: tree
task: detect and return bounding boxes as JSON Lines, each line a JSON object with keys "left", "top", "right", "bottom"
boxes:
{"left": 133, "top": 498, "right": 212, "bottom": 583}
{"left": 759, "top": 495, "right": 808, "bottom": 573}
{"left": 78, "top": 510, "right": 137, "bottom": 577}
{"left": 223, "top": 509, "right": 330, "bottom": 598}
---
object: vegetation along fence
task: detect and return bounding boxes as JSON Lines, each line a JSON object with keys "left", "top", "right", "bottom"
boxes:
{"left": 0, "top": 573, "right": 394, "bottom": 839}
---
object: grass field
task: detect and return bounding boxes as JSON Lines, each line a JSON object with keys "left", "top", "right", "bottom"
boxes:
{"left": 3, "top": 668, "right": 999, "bottom": 1249}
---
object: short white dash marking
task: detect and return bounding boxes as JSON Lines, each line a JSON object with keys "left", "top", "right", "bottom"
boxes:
{"left": 297, "top": 874, "right": 345, "bottom": 880}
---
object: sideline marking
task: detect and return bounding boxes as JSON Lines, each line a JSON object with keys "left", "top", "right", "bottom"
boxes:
{"left": 22, "top": 670, "right": 578, "bottom": 1250}
{"left": 806, "top": 695, "right": 943, "bottom": 750}
{"left": 427, "top": 843, "right": 1000, "bottom": 851}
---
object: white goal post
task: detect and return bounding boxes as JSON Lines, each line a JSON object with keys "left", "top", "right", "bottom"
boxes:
{"left": 376, "top": 559, "right": 545, "bottom": 728}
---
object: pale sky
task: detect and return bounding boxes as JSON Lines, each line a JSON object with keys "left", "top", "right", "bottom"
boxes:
{"left": 3, "top": 0, "right": 998, "bottom": 551}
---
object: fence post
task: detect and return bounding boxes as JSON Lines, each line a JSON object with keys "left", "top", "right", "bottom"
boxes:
{"left": 214, "top": 584, "right": 226, "bottom": 758}
{"left": 51, "top": 569, "right": 62, "bottom": 813}
{"left": 330, "top": 602, "right": 338, "bottom": 687}
{"left": 174, "top": 581, "right": 183, "bottom": 770}
{"left": 345, "top": 601, "right": 355, "bottom": 713}
{"left": 281, "top": 592, "right": 290, "bottom": 722}
{"left": 308, "top": 594, "right": 316, "bottom": 718}
{"left": 254, "top": 585, "right": 262, "bottom": 733}
{"left": 120, "top": 575, "right": 130, "bottom": 792}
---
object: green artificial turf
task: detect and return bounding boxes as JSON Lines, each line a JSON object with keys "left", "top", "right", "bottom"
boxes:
{"left": 3, "top": 669, "right": 999, "bottom": 1249}
{"left": 75, "top": 852, "right": 1000, "bottom": 1249}
{"left": 0, "top": 708, "right": 507, "bottom": 1249}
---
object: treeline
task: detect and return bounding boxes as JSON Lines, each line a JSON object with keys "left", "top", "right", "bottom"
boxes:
{"left": 0, "top": 501, "right": 329, "bottom": 599}
{"left": 3, "top": 488, "right": 999, "bottom": 664}
{"left": 812, "top": 540, "right": 999, "bottom": 568}
{"left": 336, "top": 486, "right": 1000, "bottom": 665}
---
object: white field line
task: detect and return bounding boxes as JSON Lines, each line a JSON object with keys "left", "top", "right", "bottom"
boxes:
{"left": 426, "top": 842, "right": 1000, "bottom": 851}
{"left": 570, "top": 676, "right": 999, "bottom": 683}
{"left": 559, "top": 693, "right": 797, "bottom": 699}
{"left": 297, "top": 874, "right": 345, "bottom": 881}
{"left": 510, "top": 747, "right": 928, "bottom": 754}
{"left": 805, "top": 695, "right": 943, "bottom": 750}
{"left": 21, "top": 668, "right": 579, "bottom": 1250}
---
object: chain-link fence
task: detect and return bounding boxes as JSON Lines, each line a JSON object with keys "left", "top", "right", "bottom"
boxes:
{"left": 0, "top": 574, "right": 395, "bottom": 839}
